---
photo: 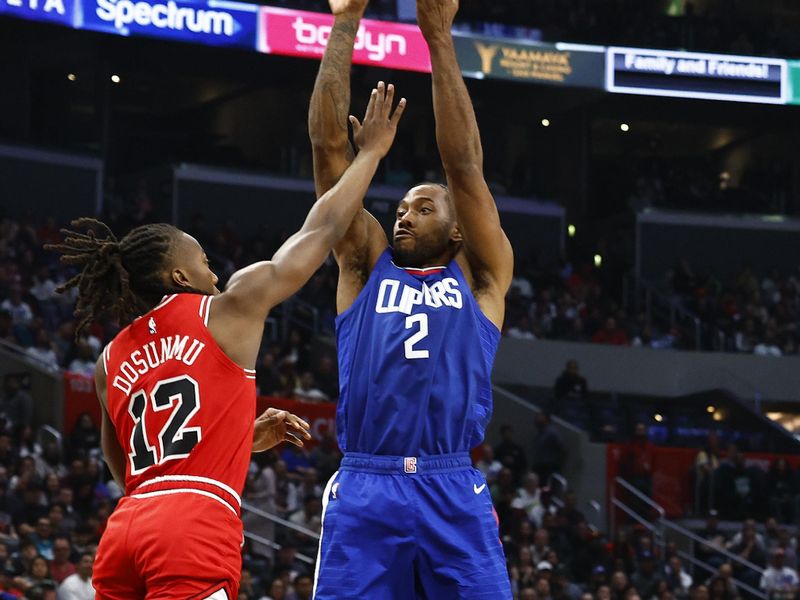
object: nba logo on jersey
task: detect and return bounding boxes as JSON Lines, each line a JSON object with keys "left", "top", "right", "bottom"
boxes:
{"left": 148, "top": 317, "right": 157, "bottom": 335}
{"left": 404, "top": 457, "right": 417, "bottom": 474}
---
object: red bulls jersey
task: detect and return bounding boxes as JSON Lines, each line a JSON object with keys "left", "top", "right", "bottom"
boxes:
{"left": 102, "top": 293, "right": 255, "bottom": 517}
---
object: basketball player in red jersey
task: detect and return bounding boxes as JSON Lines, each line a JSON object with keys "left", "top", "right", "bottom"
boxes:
{"left": 47, "top": 84, "right": 406, "bottom": 600}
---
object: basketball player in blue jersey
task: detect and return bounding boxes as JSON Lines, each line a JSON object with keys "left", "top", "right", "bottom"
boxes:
{"left": 309, "top": 1, "right": 514, "bottom": 597}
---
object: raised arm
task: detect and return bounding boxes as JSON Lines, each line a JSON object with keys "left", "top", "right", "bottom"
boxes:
{"left": 309, "top": 0, "right": 388, "bottom": 313}
{"left": 211, "top": 85, "right": 405, "bottom": 365}
{"left": 417, "top": 0, "right": 513, "bottom": 324}
{"left": 308, "top": 0, "right": 367, "bottom": 198}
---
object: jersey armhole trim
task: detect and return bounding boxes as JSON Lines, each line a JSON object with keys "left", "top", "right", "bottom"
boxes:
{"left": 102, "top": 342, "right": 113, "bottom": 376}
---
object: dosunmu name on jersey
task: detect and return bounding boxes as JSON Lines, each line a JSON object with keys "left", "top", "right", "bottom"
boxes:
{"left": 111, "top": 335, "right": 206, "bottom": 395}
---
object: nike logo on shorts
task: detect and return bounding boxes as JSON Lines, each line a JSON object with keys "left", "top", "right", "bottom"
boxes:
{"left": 473, "top": 483, "right": 487, "bottom": 495}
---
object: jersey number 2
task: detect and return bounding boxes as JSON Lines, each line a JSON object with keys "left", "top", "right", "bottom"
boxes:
{"left": 404, "top": 314, "right": 430, "bottom": 360}
{"left": 128, "top": 375, "right": 201, "bottom": 474}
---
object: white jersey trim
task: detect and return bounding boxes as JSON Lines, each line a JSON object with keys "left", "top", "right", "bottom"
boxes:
{"left": 203, "top": 296, "right": 214, "bottom": 327}
{"left": 153, "top": 294, "right": 178, "bottom": 312}
{"left": 135, "top": 474, "right": 242, "bottom": 506}
{"left": 204, "top": 589, "right": 228, "bottom": 600}
{"left": 130, "top": 488, "right": 238, "bottom": 517}
{"left": 102, "top": 342, "right": 113, "bottom": 376}
{"left": 313, "top": 470, "right": 339, "bottom": 596}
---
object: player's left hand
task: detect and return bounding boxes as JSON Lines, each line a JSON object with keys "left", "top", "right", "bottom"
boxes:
{"left": 416, "top": 0, "right": 458, "bottom": 40}
{"left": 252, "top": 408, "right": 312, "bottom": 452}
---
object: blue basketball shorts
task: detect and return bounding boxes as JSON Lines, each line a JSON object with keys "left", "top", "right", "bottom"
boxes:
{"left": 312, "top": 452, "right": 512, "bottom": 600}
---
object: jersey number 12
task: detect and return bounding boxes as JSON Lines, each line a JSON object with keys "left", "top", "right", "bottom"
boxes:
{"left": 128, "top": 375, "right": 202, "bottom": 474}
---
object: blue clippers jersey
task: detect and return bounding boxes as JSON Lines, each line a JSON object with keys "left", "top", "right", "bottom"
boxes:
{"left": 335, "top": 249, "right": 500, "bottom": 456}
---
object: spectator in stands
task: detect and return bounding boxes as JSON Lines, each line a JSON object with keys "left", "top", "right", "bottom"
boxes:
{"left": 0, "top": 375, "right": 33, "bottom": 427}
{"left": 255, "top": 352, "right": 283, "bottom": 396}
{"left": 621, "top": 423, "right": 656, "bottom": 497}
{"left": 262, "top": 577, "right": 286, "bottom": 600}
{"left": 476, "top": 443, "right": 503, "bottom": 485}
{"left": 309, "top": 432, "right": 341, "bottom": 485}
{"left": 15, "top": 554, "right": 56, "bottom": 596}
{"left": 766, "top": 459, "right": 796, "bottom": 524}
{"left": 592, "top": 317, "right": 630, "bottom": 346}
{"left": 716, "top": 447, "right": 765, "bottom": 520}
{"left": 1, "top": 287, "right": 33, "bottom": 328}
{"left": 554, "top": 360, "right": 588, "bottom": 401}
{"left": 695, "top": 511, "right": 727, "bottom": 576}
{"left": 313, "top": 355, "right": 338, "bottom": 401}
{"left": 56, "top": 551, "right": 94, "bottom": 600}
{"left": 494, "top": 425, "right": 528, "bottom": 483}
{"left": 530, "top": 413, "right": 565, "bottom": 484}
{"left": 664, "top": 556, "right": 692, "bottom": 598}
{"left": 66, "top": 344, "right": 94, "bottom": 378}
{"left": 631, "top": 550, "right": 662, "bottom": 600}
{"left": 27, "top": 330, "right": 59, "bottom": 369}
{"left": 727, "top": 520, "right": 766, "bottom": 589}
{"left": 49, "top": 537, "right": 75, "bottom": 584}
{"left": 292, "top": 372, "right": 329, "bottom": 403}
{"left": 512, "top": 472, "right": 544, "bottom": 527}
{"left": 531, "top": 527, "right": 551, "bottom": 565}
{"left": 760, "top": 548, "right": 799, "bottom": 599}
{"left": 67, "top": 415, "right": 99, "bottom": 462}
{"left": 293, "top": 574, "right": 313, "bottom": 600}
{"left": 694, "top": 431, "right": 722, "bottom": 515}
{"left": 288, "top": 496, "right": 321, "bottom": 554}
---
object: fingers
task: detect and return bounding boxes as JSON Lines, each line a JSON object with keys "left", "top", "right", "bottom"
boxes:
{"left": 390, "top": 97, "right": 407, "bottom": 127}
{"left": 364, "top": 86, "right": 379, "bottom": 122}
{"left": 285, "top": 431, "right": 305, "bottom": 448}
{"left": 382, "top": 83, "right": 394, "bottom": 118}
{"left": 349, "top": 115, "right": 362, "bottom": 139}
{"left": 286, "top": 414, "right": 312, "bottom": 439}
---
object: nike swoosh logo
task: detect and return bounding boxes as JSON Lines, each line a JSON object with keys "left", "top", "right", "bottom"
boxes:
{"left": 474, "top": 483, "right": 487, "bottom": 494}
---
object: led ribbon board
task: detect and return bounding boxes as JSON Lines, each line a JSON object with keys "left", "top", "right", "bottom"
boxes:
{"left": 606, "top": 47, "right": 788, "bottom": 104}
{"left": 258, "top": 6, "right": 431, "bottom": 73}
{"left": 79, "top": 0, "right": 259, "bottom": 47}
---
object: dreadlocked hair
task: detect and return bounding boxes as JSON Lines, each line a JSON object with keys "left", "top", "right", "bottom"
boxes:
{"left": 45, "top": 218, "right": 182, "bottom": 336}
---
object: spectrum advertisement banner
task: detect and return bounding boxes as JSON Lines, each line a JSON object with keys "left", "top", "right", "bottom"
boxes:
{"left": 258, "top": 6, "right": 431, "bottom": 73}
{"left": 76, "top": 0, "right": 259, "bottom": 48}
{"left": 0, "top": 0, "right": 77, "bottom": 26}
{"left": 453, "top": 32, "right": 605, "bottom": 88}
{"left": 607, "top": 47, "right": 788, "bottom": 104}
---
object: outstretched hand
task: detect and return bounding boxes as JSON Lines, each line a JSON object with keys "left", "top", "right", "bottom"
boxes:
{"left": 349, "top": 81, "right": 407, "bottom": 159}
{"left": 328, "top": 0, "right": 369, "bottom": 16}
{"left": 252, "top": 408, "right": 312, "bottom": 452}
{"left": 416, "top": 0, "right": 459, "bottom": 40}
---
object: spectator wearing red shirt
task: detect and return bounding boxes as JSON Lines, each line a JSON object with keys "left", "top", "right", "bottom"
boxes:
{"left": 592, "top": 317, "right": 630, "bottom": 346}
{"left": 49, "top": 537, "right": 75, "bottom": 584}
{"left": 621, "top": 423, "right": 656, "bottom": 496}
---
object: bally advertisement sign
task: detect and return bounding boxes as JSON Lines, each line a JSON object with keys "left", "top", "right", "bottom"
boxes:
{"left": 258, "top": 6, "right": 431, "bottom": 73}
{"left": 453, "top": 32, "right": 605, "bottom": 89}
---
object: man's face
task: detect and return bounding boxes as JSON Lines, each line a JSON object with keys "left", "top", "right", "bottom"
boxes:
{"left": 393, "top": 185, "right": 457, "bottom": 268}
{"left": 77, "top": 554, "right": 93, "bottom": 578}
{"left": 169, "top": 234, "right": 220, "bottom": 295}
{"left": 295, "top": 577, "right": 313, "bottom": 599}
{"left": 53, "top": 540, "right": 70, "bottom": 563}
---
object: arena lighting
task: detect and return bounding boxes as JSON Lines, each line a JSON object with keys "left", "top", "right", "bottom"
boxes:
{"left": 713, "top": 411, "right": 724, "bottom": 422}
{"left": 620, "top": 123, "right": 630, "bottom": 132}
{"left": 567, "top": 224, "right": 576, "bottom": 237}
{"left": 593, "top": 254, "right": 602, "bottom": 267}
{"left": 654, "top": 414, "right": 664, "bottom": 422}
{"left": 541, "top": 118, "right": 551, "bottom": 127}
{"left": 110, "top": 74, "right": 121, "bottom": 83}
{"left": 706, "top": 405, "right": 715, "bottom": 413}
{"left": 67, "top": 73, "right": 77, "bottom": 82}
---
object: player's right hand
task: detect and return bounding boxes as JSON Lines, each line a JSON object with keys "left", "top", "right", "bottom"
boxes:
{"left": 328, "top": 0, "right": 369, "bottom": 16}
{"left": 252, "top": 408, "right": 312, "bottom": 452}
{"left": 349, "top": 82, "right": 407, "bottom": 159}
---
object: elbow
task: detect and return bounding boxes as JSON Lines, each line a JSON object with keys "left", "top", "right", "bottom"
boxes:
{"left": 310, "top": 134, "right": 350, "bottom": 155}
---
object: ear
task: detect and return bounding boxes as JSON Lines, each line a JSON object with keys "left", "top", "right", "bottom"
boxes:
{"left": 450, "top": 222, "right": 463, "bottom": 244}
{"left": 170, "top": 267, "right": 192, "bottom": 289}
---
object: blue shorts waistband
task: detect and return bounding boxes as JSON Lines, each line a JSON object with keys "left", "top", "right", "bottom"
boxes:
{"left": 340, "top": 452, "right": 472, "bottom": 474}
